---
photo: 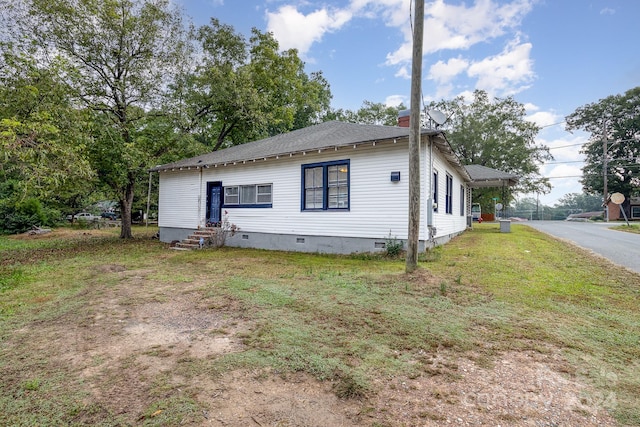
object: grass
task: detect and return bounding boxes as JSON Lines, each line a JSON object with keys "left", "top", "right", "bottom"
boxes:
{"left": 611, "top": 223, "right": 640, "bottom": 234}
{"left": 0, "top": 223, "right": 639, "bottom": 425}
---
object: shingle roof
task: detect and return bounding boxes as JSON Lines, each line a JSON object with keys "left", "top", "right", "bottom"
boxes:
{"left": 152, "top": 120, "right": 471, "bottom": 181}
{"left": 465, "top": 164, "right": 519, "bottom": 188}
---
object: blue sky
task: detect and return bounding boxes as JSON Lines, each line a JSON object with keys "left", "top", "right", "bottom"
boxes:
{"left": 175, "top": 0, "right": 640, "bottom": 206}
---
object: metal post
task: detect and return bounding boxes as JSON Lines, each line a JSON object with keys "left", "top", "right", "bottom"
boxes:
{"left": 145, "top": 171, "right": 152, "bottom": 227}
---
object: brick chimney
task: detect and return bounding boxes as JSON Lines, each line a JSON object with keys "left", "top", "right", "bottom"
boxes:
{"left": 398, "top": 109, "right": 410, "bottom": 127}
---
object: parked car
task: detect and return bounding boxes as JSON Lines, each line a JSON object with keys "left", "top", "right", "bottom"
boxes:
{"left": 100, "top": 212, "right": 118, "bottom": 220}
{"left": 471, "top": 203, "right": 482, "bottom": 221}
{"left": 67, "top": 212, "right": 99, "bottom": 222}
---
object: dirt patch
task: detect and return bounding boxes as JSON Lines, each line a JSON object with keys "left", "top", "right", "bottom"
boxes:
{"left": 367, "top": 350, "right": 617, "bottom": 426}
{"left": 3, "top": 263, "right": 620, "bottom": 426}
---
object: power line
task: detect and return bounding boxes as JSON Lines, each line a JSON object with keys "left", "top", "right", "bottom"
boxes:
{"left": 547, "top": 142, "right": 586, "bottom": 150}
{"left": 539, "top": 121, "right": 566, "bottom": 129}
{"left": 542, "top": 160, "right": 585, "bottom": 165}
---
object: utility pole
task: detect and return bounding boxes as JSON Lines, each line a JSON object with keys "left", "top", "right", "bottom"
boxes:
{"left": 603, "top": 119, "right": 609, "bottom": 222}
{"left": 406, "top": 0, "right": 424, "bottom": 273}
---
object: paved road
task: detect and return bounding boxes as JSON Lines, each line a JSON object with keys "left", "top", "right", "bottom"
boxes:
{"left": 523, "top": 221, "right": 640, "bottom": 274}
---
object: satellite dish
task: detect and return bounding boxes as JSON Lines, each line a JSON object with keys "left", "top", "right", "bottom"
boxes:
{"left": 610, "top": 192, "right": 625, "bottom": 205}
{"left": 427, "top": 110, "right": 447, "bottom": 127}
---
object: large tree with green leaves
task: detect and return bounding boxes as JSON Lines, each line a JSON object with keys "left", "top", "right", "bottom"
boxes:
{"left": 566, "top": 86, "right": 640, "bottom": 198}
{"left": 329, "top": 100, "right": 407, "bottom": 126}
{"left": 428, "top": 90, "right": 551, "bottom": 210}
{"left": 0, "top": 50, "right": 95, "bottom": 232}
{"left": 21, "top": 0, "right": 191, "bottom": 238}
{"left": 175, "top": 19, "right": 332, "bottom": 151}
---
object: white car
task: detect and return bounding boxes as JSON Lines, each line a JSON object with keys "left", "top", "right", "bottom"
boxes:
{"left": 67, "top": 212, "right": 100, "bottom": 222}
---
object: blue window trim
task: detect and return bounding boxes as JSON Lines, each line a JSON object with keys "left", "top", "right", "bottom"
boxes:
{"left": 222, "top": 203, "right": 273, "bottom": 209}
{"left": 301, "top": 159, "right": 350, "bottom": 211}
{"left": 433, "top": 170, "right": 439, "bottom": 212}
{"left": 445, "top": 173, "right": 453, "bottom": 214}
{"left": 222, "top": 184, "right": 273, "bottom": 208}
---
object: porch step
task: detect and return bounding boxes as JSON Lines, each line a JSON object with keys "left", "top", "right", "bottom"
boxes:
{"left": 173, "top": 227, "right": 219, "bottom": 250}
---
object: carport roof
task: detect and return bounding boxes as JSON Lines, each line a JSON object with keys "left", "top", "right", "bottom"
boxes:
{"left": 465, "top": 164, "right": 519, "bottom": 188}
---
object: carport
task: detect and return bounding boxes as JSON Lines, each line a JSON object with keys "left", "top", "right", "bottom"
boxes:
{"left": 465, "top": 165, "right": 519, "bottom": 227}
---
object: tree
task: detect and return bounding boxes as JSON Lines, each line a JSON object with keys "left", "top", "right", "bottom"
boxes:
{"left": 555, "top": 193, "right": 603, "bottom": 213}
{"left": 329, "top": 101, "right": 407, "bottom": 126}
{"left": 0, "top": 50, "right": 95, "bottom": 232}
{"left": 24, "top": 0, "right": 190, "bottom": 238}
{"left": 176, "top": 19, "right": 332, "bottom": 151}
{"left": 566, "top": 87, "right": 640, "bottom": 198}
{"left": 428, "top": 90, "right": 552, "bottom": 211}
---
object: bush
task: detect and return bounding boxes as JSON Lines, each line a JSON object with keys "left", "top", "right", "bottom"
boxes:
{"left": 0, "top": 198, "right": 60, "bottom": 234}
{"left": 385, "top": 232, "right": 404, "bottom": 258}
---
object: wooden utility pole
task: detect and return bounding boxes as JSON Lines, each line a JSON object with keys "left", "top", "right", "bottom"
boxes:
{"left": 406, "top": 0, "right": 424, "bottom": 273}
{"left": 603, "top": 119, "right": 609, "bottom": 221}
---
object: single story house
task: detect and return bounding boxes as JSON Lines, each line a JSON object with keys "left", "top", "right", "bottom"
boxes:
{"left": 152, "top": 120, "right": 477, "bottom": 254}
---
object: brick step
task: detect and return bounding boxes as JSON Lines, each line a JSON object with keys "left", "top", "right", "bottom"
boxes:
{"left": 173, "top": 227, "right": 220, "bottom": 250}
{"left": 176, "top": 242, "right": 200, "bottom": 249}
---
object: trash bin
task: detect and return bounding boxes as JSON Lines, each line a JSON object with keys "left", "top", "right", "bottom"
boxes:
{"left": 499, "top": 219, "right": 511, "bottom": 233}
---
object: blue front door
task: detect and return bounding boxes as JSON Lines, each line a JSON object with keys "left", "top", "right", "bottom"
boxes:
{"left": 207, "top": 182, "right": 222, "bottom": 225}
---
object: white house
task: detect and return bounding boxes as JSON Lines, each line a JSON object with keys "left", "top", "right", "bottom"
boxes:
{"left": 152, "top": 120, "right": 474, "bottom": 254}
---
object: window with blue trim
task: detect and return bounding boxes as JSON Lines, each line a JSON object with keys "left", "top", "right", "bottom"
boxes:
{"left": 223, "top": 184, "right": 272, "bottom": 208}
{"left": 433, "top": 170, "right": 439, "bottom": 212}
{"left": 445, "top": 174, "right": 453, "bottom": 214}
{"left": 302, "top": 160, "right": 350, "bottom": 210}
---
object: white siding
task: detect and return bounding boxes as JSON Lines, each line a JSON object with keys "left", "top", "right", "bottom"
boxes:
{"left": 158, "top": 170, "right": 201, "bottom": 228}
{"left": 159, "top": 137, "right": 469, "bottom": 243}
{"left": 195, "top": 142, "right": 412, "bottom": 240}
{"left": 430, "top": 153, "right": 468, "bottom": 238}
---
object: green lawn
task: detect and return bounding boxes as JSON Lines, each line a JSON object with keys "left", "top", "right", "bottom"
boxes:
{"left": 0, "top": 224, "right": 638, "bottom": 425}
{"left": 611, "top": 223, "right": 640, "bottom": 234}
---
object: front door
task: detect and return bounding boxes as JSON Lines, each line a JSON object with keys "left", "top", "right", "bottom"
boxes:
{"left": 206, "top": 181, "right": 222, "bottom": 225}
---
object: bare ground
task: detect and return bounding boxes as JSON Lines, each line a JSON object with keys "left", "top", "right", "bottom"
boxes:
{"left": 4, "top": 261, "right": 618, "bottom": 426}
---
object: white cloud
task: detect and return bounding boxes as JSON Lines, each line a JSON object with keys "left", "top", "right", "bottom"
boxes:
{"left": 385, "top": 94, "right": 407, "bottom": 107}
{"left": 600, "top": 7, "right": 615, "bottom": 15}
{"left": 266, "top": 5, "right": 352, "bottom": 57}
{"left": 467, "top": 38, "right": 535, "bottom": 96}
{"left": 428, "top": 56, "right": 469, "bottom": 84}
{"left": 526, "top": 111, "right": 562, "bottom": 128}
{"left": 394, "top": 65, "right": 411, "bottom": 79}
{"left": 386, "top": 0, "right": 535, "bottom": 65}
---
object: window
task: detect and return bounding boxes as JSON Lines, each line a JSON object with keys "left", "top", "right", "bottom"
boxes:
{"left": 302, "top": 160, "right": 350, "bottom": 211}
{"left": 632, "top": 206, "right": 640, "bottom": 219}
{"left": 224, "top": 184, "right": 272, "bottom": 207}
{"left": 224, "top": 186, "right": 239, "bottom": 205}
{"left": 445, "top": 174, "right": 453, "bottom": 214}
{"left": 460, "top": 185, "right": 465, "bottom": 216}
{"left": 433, "top": 171, "right": 439, "bottom": 212}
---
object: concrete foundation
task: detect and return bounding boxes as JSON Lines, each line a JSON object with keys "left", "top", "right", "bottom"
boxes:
{"left": 159, "top": 227, "right": 463, "bottom": 255}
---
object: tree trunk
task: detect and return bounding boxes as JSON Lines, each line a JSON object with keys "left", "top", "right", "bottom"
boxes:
{"left": 119, "top": 179, "right": 135, "bottom": 239}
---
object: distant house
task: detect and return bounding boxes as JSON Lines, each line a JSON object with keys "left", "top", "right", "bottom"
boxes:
{"left": 152, "top": 120, "right": 478, "bottom": 254}
{"left": 606, "top": 194, "right": 639, "bottom": 221}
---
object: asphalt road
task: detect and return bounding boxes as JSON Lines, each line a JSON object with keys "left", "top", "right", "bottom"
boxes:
{"left": 523, "top": 221, "right": 640, "bottom": 274}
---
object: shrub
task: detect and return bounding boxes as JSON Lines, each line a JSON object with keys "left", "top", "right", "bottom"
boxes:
{"left": 0, "top": 198, "right": 60, "bottom": 234}
{"left": 207, "top": 211, "right": 239, "bottom": 248}
{"left": 385, "top": 232, "right": 404, "bottom": 258}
